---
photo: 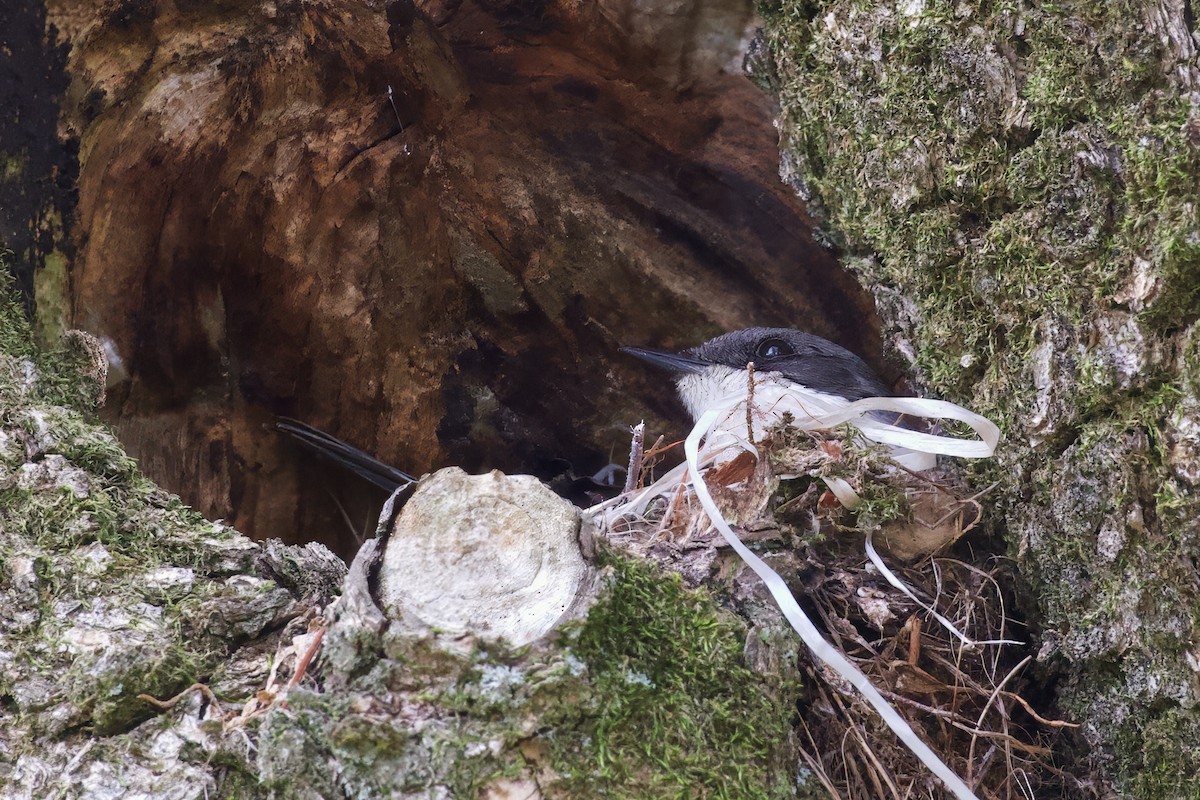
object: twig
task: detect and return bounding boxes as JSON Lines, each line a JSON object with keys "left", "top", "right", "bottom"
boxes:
{"left": 967, "top": 655, "right": 1032, "bottom": 774}
{"left": 622, "top": 421, "right": 645, "bottom": 494}
{"left": 1015, "top": 767, "right": 1037, "bottom": 800}
{"left": 326, "top": 488, "right": 365, "bottom": 545}
{"left": 656, "top": 480, "right": 690, "bottom": 535}
{"left": 638, "top": 435, "right": 676, "bottom": 486}
{"left": 907, "top": 615, "right": 922, "bottom": 666}
{"left": 915, "top": 481, "right": 999, "bottom": 529}
{"left": 287, "top": 626, "right": 327, "bottom": 690}
{"left": 640, "top": 435, "right": 678, "bottom": 460}
{"left": 878, "top": 690, "right": 1051, "bottom": 754}
{"left": 1000, "top": 690, "right": 1079, "bottom": 728}
{"left": 387, "top": 85, "right": 404, "bottom": 130}
{"left": 797, "top": 713, "right": 843, "bottom": 798}
{"left": 65, "top": 740, "right": 95, "bottom": 774}
{"left": 139, "top": 683, "right": 223, "bottom": 717}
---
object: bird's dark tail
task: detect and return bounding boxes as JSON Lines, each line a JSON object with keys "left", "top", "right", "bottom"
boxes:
{"left": 273, "top": 417, "right": 416, "bottom": 492}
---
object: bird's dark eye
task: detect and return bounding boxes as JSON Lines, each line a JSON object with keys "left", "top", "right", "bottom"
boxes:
{"left": 755, "top": 337, "right": 794, "bottom": 360}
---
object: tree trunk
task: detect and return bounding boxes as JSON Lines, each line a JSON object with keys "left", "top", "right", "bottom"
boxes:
{"left": 9, "top": 0, "right": 1198, "bottom": 796}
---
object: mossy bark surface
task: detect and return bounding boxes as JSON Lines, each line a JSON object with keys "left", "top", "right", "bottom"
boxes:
{"left": 0, "top": 273, "right": 805, "bottom": 797}
{"left": 1, "top": 276, "right": 333, "bottom": 796}
{"left": 278, "top": 546, "right": 803, "bottom": 800}
{"left": 759, "top": 0, "right": 1200, "bottom": 794}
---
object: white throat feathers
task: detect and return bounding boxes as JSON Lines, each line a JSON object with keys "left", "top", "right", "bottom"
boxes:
{"left": 674, "top": 364, "right": 853, "bottom": 424}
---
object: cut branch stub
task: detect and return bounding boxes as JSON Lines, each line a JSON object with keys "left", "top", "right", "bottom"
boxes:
{"left": 376, "top": 467, "right": 592, "bottom": 646}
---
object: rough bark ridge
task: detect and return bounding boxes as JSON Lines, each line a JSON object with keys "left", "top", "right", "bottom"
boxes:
{"left": 46, "top": 0, "right": 885, "bottom": 555}
{"left": 760, "top": 0, "right": 1200, "bottom": 794}
{"left": 0, "top": 282, "right": 346, "bottom": 796}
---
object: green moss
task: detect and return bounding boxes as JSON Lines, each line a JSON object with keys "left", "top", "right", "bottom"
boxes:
{"left": 31, "top": 233, "right": 70, "bottom": 345}
{"left": 88, "top": 643, "right": 210, "bottom": 736}
{"left": 1128, "top": 709, "right": 1200, "bottom": 799}
{"left": 207, "top": 749, "right": 268, "bottom": 800}
{"left": 4, "top": 483, "right": 121, "bottom": 548}
{"left": 765, "top": 0, "right": 1191, "bottom": 405}
{"left": 257, "top": 548, "right": 804, "bottom": 798}
{"left": 1117, "top": 98, "right": 1200, "bottom": 330}
{"left": 1021, "top": 2, "right": 1161, "bottom": 131}
{"left": 0, "top": 262, "right": 288, "bottom": 782}
{"left": 0, "top": 256, "right": 36, "bottom": 360}
{"left": 0, "top": 467, "right": 219, "bottom": 574}
{"left": 556, "top": 552, "right": 799, "bottom": 799}
{"left": 32, "top": 344, "right": 104, "bottom": 411}
{"left": 2, "top": 264, "right": 107, "bottom": 412}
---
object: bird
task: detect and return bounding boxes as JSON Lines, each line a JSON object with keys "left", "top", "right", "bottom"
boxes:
{"left": 275, "top": 329, "right": 904, "bottom": 499}
{"left": 621, "top": 326, "right": 895, "bottom": 422}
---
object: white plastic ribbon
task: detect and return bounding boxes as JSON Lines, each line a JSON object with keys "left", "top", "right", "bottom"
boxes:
{"left": 583, "top": 369, "right": 1004, "bottom": 797}
{"left": 685, "top": 408, "right": 980, "bottom": 800}
{"left": 695, "top": 374, "right": 1000, "bottom": 471}
{"left": 590, "top": 376, "right": 1000, "bottom": 521}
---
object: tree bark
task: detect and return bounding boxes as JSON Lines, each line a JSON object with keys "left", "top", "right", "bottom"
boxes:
{"left": 760, "top": 0, "right": 1200, "bottom": 794}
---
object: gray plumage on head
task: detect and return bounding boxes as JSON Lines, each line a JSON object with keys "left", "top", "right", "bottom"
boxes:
{"left": 622, "top": 327, "right": 895, "bottom": 423}
{"left": 684, "top": 327, "right": 892, "bottom": 402}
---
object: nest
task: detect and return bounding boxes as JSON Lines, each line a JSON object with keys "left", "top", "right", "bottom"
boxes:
{"left": 793, "top": 549, "right": 1071, "bottom": 799}
{"left": 590, "top": 413, "right": 1076, "bottom": 799}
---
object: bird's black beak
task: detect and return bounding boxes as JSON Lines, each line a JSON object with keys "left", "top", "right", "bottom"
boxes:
{"left": 620, "top": 346, "right": 708, "bottom": 374}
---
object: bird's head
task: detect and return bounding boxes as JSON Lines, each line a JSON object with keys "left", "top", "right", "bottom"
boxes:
{"left": 623, "top": 327, "right": 891, "bottom": 421}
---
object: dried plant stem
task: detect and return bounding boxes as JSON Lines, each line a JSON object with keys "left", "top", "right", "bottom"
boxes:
{"left": 623, "top": 421, "right": 646, "bottom": 494}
